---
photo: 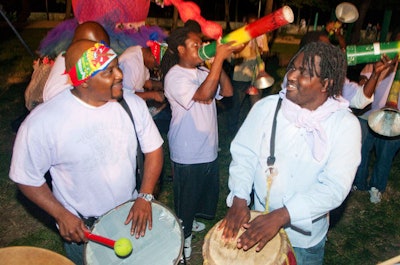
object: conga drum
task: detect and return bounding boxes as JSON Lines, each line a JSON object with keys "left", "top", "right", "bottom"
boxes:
{"left": 84, "top": 200, "right": 183, "bottom": 265}
{"left": 0, "top": 246, "right": 74, "bottom": 265}
{"left": 203, "top": 211, "right": 297, "bottom": 265}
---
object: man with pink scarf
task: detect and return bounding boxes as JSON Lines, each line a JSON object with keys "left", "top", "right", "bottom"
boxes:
{"left": 220, "top": 42, "right": 361, "bottom": 265}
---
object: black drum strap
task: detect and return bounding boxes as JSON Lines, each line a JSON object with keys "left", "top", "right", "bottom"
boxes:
{"left": 267, "top": 97, "right": 282, "bottom": 168}
{"left": 119, "top": 97, "right": 145, "bottom": 190}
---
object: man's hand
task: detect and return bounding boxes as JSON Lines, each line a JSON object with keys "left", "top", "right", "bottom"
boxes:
{"left": 124, "top": 199, "right": 152, "bottom": 238}
{"left": 237, "top": 207, "right": 289, "bottom": 252}
{"left": 374, "top": 54, "right": 399, "bottom": 78}
{"left": 55, "top": 210, "right": 88, "bottom": 243}
{"left": 219, "top": 197, "right": 250, "bottom": 242}
{"left": 220, "top": 197, "right": 290, "bottom": 252}
{"left": 16, "top": 183, "right": 90, "bottom": 243}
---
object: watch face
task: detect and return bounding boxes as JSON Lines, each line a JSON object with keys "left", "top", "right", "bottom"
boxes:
{"left": 139, "top": 193, "right": 153, "bottom": 201}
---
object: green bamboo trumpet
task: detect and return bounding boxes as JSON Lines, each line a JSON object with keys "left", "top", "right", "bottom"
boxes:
{"left": 346, "top": 41, "right": 400, "bottom": 66}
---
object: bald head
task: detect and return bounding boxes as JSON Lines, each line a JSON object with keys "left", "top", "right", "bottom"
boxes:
{"left": 72, "top": 21, "right": 110, "bottom": 45}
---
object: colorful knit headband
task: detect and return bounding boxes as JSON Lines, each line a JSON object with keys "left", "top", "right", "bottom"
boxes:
{"left": 67, "top": 43, "right": 117, "bottom": 86}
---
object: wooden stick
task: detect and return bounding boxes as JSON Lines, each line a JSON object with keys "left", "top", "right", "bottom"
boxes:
{"left": 377, "top": 255, "right": 400, "bottom": 265}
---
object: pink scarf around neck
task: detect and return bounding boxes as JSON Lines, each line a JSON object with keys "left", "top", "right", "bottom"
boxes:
{"left": 279, "top": 89, "right": 350, "bottom": 161}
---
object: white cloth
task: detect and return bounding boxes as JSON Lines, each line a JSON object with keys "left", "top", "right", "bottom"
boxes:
{"left": 9, "top": 90, "right": 163, "bottom": 218}
{"left": 226, "top": 94, "right": 361, "bottom": 248}
{"left": 342, "top": 78, "right": 374, "bottom": 109}
{"left": 164, "top": 65, "right": 221, "bottom": 164}
{"left": 359, "top": 63, "right": 399, "bottom": 120}
{"left": 279, "top": 89, "right": 350, "bottom": 161}
{"left": 43, "top": 53, "right": 72, "bottom": 102}
{"left": 118, "top": 46, "right": 150, "bottom": 92}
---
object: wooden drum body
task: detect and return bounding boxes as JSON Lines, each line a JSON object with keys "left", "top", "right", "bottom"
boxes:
{"left": 203, "top": 211, "right": 296, "bottom": 265}
{"left": 0, "top": 246, "right": 74, "bottom": 265}
{"left": 84, "top": 200, "right": 183, "bottom": 265}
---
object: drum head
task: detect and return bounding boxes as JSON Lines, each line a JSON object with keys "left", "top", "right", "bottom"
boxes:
{"left": 84, "top": 201, "right": 183, "bottom": 265}
{"left": 203, "top": 211, "right": 294, "bottom": 265}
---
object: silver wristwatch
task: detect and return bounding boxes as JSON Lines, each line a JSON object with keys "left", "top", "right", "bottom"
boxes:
{"left": 137, "top": 193, "right": 154, "bottom": 202}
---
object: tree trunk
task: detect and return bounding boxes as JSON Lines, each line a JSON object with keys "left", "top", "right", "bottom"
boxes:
{"left": 264, "top": 0, "right": 273, "bottom": 15}
{"left": 224, "top": 0, "right": 231, "bottom": 32}
{"left": 65, "top": 0, "right": 72, "bottom": 20}
{"left": 172, "top": 6, "right": 179, "bottom": 30}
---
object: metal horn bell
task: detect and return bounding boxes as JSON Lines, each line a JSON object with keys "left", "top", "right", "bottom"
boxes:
{"left": 368, "top": 68, "right": 400, "bottom": 137}
{"left": 253, "top": 70, "right": 275, "bottom": 89}
{"left": 335, "top": 2, "right": 359, "bottom": 23}
{"left": 251, "top": 48, "right": 275, "bottom": 91}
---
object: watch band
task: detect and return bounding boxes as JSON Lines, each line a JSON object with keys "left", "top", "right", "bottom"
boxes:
{"left": 137, "top": 193, "right": 154, "bottom": 202}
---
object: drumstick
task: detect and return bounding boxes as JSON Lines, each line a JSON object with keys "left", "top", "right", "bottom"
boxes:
{"left": 84, "top": 231, "right": 115, "bottom": 248}
{"left": 84, "top": 231, "right": 133, "bottom": 257}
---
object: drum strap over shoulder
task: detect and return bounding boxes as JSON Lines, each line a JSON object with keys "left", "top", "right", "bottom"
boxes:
{"left": 267, "top": 97, "right": 282, "bottom": 169}
{"left": 265, "top": 97, "right": 282, "bottom": 214}
{"left": 119, "top": 97, "right": 145, "bottom": 190}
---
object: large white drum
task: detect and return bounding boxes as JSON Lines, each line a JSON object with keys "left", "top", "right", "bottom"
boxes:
{"left": 84, "top": 200, "right": 183, "bottom": 265}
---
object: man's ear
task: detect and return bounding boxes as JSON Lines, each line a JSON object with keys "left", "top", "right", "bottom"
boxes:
{"left": 81, "top": 80, "right": 89, "bottom": 89}
{"left": 321, "top": 78, "right": 332, "bottom": 93}
{"left": 177, "top": 45, "right": 185, "bottom": 55}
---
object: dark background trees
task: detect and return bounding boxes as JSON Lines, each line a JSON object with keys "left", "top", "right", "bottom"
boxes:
{"left": 2, "top": 0, "right": 400, "bottom": 40}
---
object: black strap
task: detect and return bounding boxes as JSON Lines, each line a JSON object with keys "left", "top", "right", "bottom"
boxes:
{"left": 119, "top": 97, "right": 145, "bottom": 189}
{"left": 267, "top": 97, "right": 282, "bottom": 167}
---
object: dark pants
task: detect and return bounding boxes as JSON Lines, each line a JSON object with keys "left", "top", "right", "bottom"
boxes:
{"left": 354, "top": 118, "right": 400, "bottom": 191}
{"left": 64, "top": 241, "right": 84, "bottom": 265}
{"left": 293, "top": 236, "right": 326, "bottom": 265}
{"left": 226, "top": 80, "right": 261, "bottom": 136}
{"left": 172, "top": 159, "right": 219, "bottom": 238}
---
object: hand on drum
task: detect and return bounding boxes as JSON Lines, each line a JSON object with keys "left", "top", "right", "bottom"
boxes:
{"left": 218, "top": 197, "right": 250, "bottom": 242}
{"left": 219, "top": 197, "right": 290, "bottom": 252}
{"left": 238, "top": 208, "right": 289, "bottom": 252}
{"left": 124, "top": 198, "right": 153, "bottom": 238}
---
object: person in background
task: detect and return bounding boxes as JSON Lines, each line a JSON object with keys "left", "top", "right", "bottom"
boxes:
{"left": 118, "top": 42, "right": 171, "bottom": 134}
{"left": 352, "top": 28, "right": 400, "bottom": 203}
{"left": 324, "top": 20, "right": 346, "bottom": 51}
{"left": 9, "top": 40, "right": 164, "bottom": 264}
{"left": 220, "top": 42, "right": 361, "bottom": 265}
{"left": 19, "top": 22, "right": 111, "bottom": 132}
{"left": 161, "top": 25, "right": 240, "bottom": 261}
{"left": 298, "top": 30, "right": 394, "bottom": 110}
{"left": 226, "top": 13, "right": 269, "bottom": 137}
{"left": 118, "top": 44, "right": 164, "bottom": 95}
{"left": 42, "top": 21, "right": 111, "bottom": 103}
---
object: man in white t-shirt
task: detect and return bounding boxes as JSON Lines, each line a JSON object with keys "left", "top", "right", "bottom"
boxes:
{"left": 9, "top": 40, "right": 164, "bottom": 265}
{"left": 162, "top": 26, "right": 240, "bottom": 261}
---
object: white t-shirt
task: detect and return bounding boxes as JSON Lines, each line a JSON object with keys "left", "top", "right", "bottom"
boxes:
{"left": 10, "top": 90, "right": 163, "bottom": 218}
{"left": 164, "top": 65, "right": 221, "bottom": 164}
{"left": 118, "top": 46, "right": 150, "bottom": 92}
{"left": 43, "top": 53, "right": 72, "bottom": 102}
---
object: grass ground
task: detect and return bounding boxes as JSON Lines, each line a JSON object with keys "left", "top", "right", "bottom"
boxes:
{"left": 1, "top": 25, "right": 400, "bottom": 265}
